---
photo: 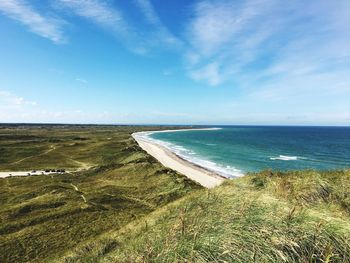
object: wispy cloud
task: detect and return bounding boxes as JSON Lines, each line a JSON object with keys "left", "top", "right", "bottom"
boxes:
{"left": 190, "top": 62, "right": 222, "bottom": 86}
{"left": 1, "top": 0, "right": 181, "bottom": 53}
{"left": 56, "top": 0, "right": 126, "bottom": 32}
{"left": 0, "top": 90, "right": 114, "bottom": 123}
{"left": 135, "top": 0, "right": 182, "bottom": 48}
{"left": 56, "top": 0, "right": 181, "bottom": 53}
{"left": 188, "top": 0, "right": 267, "bottom": 56}
{"left": 0, "top": 0, "right": 66, "bottom": 43}
{"left": 0, "top": 90, "right": 37, "bottom": 110}
{"left": 185, "top": 0, "right": 350, "bottom": 90}
{"left": 56, "top": 0, "right": 146, "bottom": 53}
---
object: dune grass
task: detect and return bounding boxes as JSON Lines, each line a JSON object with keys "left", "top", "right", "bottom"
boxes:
{"left": 62, "top": 170, "right": 350, "bottom": 263}
{"left": 0, "top": 125, "right": 201, "bottom": 262}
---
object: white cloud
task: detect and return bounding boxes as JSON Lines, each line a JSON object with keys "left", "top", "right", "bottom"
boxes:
{"left": 0, "top": 0, "right": 66, "bottom": 43}
{"left": 185, "top": 0, "right": 278, "bottom": 85}
{"left": 0, "top": 90, "right": 37, "bottom": 109}
{"left": 185, "top": 0, "right": 350, "bottom": 91}
{"left": 0, "top": 0, "right": 180, "bottom": 53}
{"left": 190, "top": 2, "right": 245, "bottom": 55}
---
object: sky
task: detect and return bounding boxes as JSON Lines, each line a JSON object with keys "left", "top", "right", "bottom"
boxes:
{"left": 0, "top": 0, "right": 349, "bottom": 125}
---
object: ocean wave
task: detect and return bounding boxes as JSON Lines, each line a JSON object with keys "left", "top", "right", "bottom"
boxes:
{"left": 178, "top": 154, "right": 243, "bottom": 178}
{"left": 270, "top": 155, "right": 299, "bottom": 161}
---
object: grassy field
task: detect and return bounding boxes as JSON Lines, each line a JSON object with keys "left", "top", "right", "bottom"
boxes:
{"left": 0, "top": 125, "right": 201, "bottom": 262}
{"left": 0, "top": 124, "right": 180, "bottom": 171}
{"left": 61, "top": 170, "right": 350, "bottom": 263}
{"left": 1, "top": 125, "right": 350, "bottom": 263}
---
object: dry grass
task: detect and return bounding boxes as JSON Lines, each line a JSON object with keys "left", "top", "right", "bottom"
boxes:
{"left": 87, "top": 170, "right": 350, "bottom": 263}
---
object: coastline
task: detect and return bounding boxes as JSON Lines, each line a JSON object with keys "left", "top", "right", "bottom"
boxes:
{"left": 132, "top": 129, "right": 226, "bottom": 188}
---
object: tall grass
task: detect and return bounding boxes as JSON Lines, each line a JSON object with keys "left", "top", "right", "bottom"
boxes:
{"left": 100, "top": 170, "right": 350, "bottom": 263}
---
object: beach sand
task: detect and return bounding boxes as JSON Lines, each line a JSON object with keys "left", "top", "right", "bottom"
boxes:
{"left": 133, "top": 132, "right": 225, "bottom": 188}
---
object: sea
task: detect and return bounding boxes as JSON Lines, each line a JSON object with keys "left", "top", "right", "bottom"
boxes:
{"left": 145, "top": 126, "right": 350, "bottom": 178}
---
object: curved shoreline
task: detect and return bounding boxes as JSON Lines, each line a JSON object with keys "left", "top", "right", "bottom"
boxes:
{"left": 132, "top": 129, "right": 226, "bottom": 188}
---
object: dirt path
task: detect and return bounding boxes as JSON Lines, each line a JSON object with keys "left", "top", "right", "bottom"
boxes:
{"left": 69, "top": 159, "right": 91, "bottom": 171}
{"left": 58, "top": 152, "right": 92, "bottom": 171}
{"left": 11, "top": 145, "right": 57, "bottom": 165}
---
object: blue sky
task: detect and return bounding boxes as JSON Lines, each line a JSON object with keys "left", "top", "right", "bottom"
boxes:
{"left": 0, "top": 0, "right": 349, "bottom": 125}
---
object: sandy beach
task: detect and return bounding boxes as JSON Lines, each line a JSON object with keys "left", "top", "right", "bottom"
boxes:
{"left": 133, "top": 131, "right": 225, "bottom": 188}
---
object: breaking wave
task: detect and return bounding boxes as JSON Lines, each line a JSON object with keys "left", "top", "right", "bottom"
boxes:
{"left": 270, "top": 155, "right": 300, "bottom": 161}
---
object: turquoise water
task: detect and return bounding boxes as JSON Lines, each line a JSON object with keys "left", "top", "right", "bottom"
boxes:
{"left": 148, "top": 126, "right": 350, "bottom": 178}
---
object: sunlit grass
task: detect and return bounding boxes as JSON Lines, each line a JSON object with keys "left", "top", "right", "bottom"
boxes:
{"left": 64, "top": 170, "right": 350, "bottom": 263}
{"left": 0, "top": 125, "right": 200, "bottom": 262}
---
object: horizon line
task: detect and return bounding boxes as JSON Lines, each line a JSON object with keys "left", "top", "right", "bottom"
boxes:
{"left": 0, "top": 122, "right": 349, "bottom": 128}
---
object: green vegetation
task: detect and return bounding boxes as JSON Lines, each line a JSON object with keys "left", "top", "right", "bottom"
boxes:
{"left": 0, "top": 124, "right": 184, "bottom": 171}
{"left": 1, "top": 125, "right": 349, "bottom": 262}
{"left": 62, "top": 170, "right": 350, "bottom": 263}
{"left": 0, "top": 125, "right": 201, "bottom": 262}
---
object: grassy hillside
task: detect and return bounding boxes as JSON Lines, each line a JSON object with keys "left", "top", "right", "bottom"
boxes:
{"left": 0, "top": 125, "right": 201, "bottom": 262}
{"left": 61, "top": 170, "right": 350, "bottom": 263}
{"left": 1, "top": 125, "right": 349, "bottom": 263}
{"left": 0, "top": 124, "right": 189, "bottom": 171}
